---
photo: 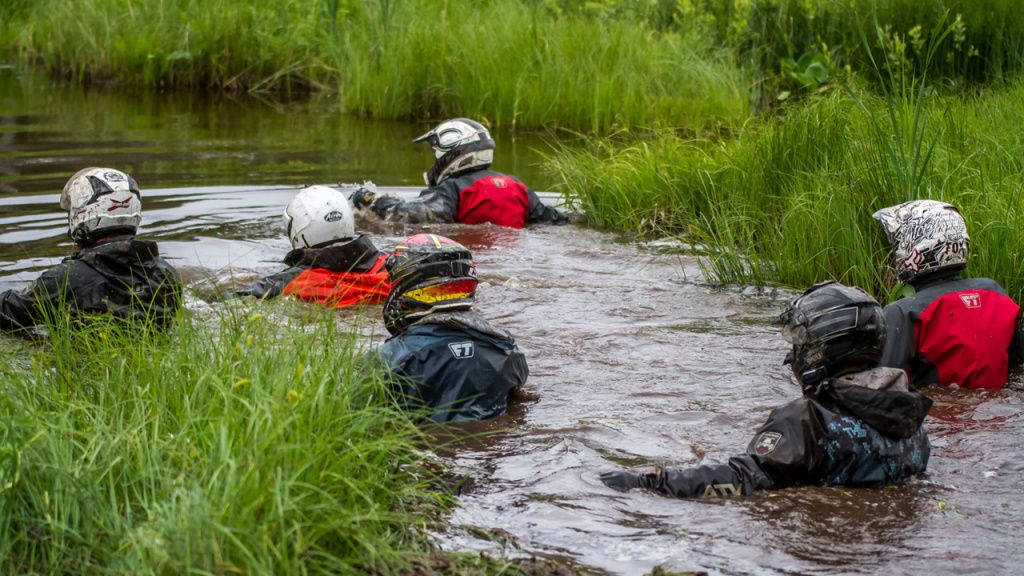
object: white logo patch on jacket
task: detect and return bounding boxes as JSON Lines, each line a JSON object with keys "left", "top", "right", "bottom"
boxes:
{"left": 959, "top": 292, "right": 981, "bottom": 308}
{"left": 753, "top": 431, "right": 782, "bottom": 456}
{"left": 448, "top": 341, "right": 475, "bottom": 359}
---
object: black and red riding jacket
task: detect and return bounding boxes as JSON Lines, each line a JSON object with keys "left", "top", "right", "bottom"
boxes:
{"left": 879, "top": 272, "right": 1024, "bottom": 389}
{"left": 368, "top": 168, "right": 567, "bottom": 228}
{"left": 237, "top": 235, "right": 390, "bottom": 307}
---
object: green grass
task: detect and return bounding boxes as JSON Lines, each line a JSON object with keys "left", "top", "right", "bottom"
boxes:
{"left": 0, "top": 302, "right": 447, "bottom": 574}
{"left": 549, "top": 80, "right": 1024, "bottom": 303}
{"left": 6, "top": 0, "right": 748, "bottom": 133}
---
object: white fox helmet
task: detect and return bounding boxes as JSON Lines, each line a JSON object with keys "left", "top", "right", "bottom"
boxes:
{"left": 283, "top": 185, "right": 357, "bottom": 250}
{"left": 60, "top": 167, "right": 142, "bottom": 244}
{"left": 413, "top": 118, "right": 495, "bottom": 187}
{"left": 873, "top": 199, "right": 970, "bottom": 284}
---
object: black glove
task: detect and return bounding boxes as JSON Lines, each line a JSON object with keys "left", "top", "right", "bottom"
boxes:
{"left": 350, "top": 187, "right": 377, "bottom": 209}
{"left": 599, "top": 470, "right": 642, "bottom": 491}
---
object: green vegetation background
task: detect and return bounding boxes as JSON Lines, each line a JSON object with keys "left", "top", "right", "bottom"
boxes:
{"left": 2, "top": 0, "right": 1024, "bottom": 573}
{"left": 6, "top": 0, "right": 1018, "bottom": 299}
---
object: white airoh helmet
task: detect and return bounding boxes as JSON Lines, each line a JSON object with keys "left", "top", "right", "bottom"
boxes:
{"left": 60, "top": 167, "right": 142, "bottom": 244}
{"left": 413, "top": 118, "right": 495, "bottom": 187}
{"left": 282, "top": 185, "right": 357, "bottom": 250}
{"left": 873, "top": 199, "right": 970, "bottom": 284}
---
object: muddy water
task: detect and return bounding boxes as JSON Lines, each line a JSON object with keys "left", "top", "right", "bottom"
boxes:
{"left": 2, "top": 70, "right": 1023, "bottom": 575}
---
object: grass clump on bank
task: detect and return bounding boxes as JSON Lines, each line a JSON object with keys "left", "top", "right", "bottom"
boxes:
{"left": 549, "top": 81, "right": 1024, "bottom": 303}
{"left": 0, "top": 304, "right": 440, "bottom": 574}
{"left": 6, "top": 0, "right": 747, "bottom": 132}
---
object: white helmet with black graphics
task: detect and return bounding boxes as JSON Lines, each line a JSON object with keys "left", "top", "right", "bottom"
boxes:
{"left": 60, "top": 167, "right": 142, "bottom": 244}
{"left": 413, "top": 118, "right": 495, "bottom": 187}
{"left": 283, "top": 185, "right": 357, "bottom": 250}
{"left": 872, "top": 199, "right": 970, "bottom": 284}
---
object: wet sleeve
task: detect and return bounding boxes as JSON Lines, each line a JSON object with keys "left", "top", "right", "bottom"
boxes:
{"left": 879, "top": 303, "right": 914, "bottom": 371}
{"left": 0, "top": 265, "right": 69, "bottom": 331}
{"left": 235, "top": 267, "right": 303, "bottom": 299}
{"left": 525, "top": 186, "right": 568, "bottom": 225}
{"left": 742, "top": 399, "right": 825, "bottom": 487}
{"left": 368, "top": 186, "right": 459, "bottom": 224}
{"left": 636, "top": 400, "right": 824, "bottom": 499}
{"left": 636, "top": 455, "right": 774, "bottom": 498}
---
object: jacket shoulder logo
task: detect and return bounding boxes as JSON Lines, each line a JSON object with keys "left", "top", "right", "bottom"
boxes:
{"left": 959, "top": 292, "right": 981, "bottom": 308}
{"left": 753, "top": 431, "right": 782, "bottom": 455}
{"left": 448, "top": 341, "right": 474, "bottom": 359}
{"left": 490, "top": 177, "right": 508, "bottom": 188}
{"left": 324, "top": 210, "right": 345, "bottom": 222}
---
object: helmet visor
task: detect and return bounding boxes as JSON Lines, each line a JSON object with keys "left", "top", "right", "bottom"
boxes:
{"left": 402, "top": 279, "right": 477, "bottom": 305}
{"left": 781, "top": 305, "right": 860, "bottom": 346}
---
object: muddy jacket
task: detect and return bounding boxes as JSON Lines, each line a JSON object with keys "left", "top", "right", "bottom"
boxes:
{"left": 879, "top": 273, "right": 1024, "bottom": 389}
{"left": 237, "top": 235, "right": 390, "bottom": 307}
{"left": 635, "top": 368, "right": 931, "bottom": 498}
{"left": 0, "top": 236, "right": 182, "bottom": 331}
{"left": 368, "top": 168, "right": 567, "bottom": 228}
{"left": 375, "top": 310, "right": 528, "bottom": 422}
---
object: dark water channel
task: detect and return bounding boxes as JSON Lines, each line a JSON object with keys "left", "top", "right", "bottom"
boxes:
{"left": 2, "top": 69, "right": 1023, "bottom": 575}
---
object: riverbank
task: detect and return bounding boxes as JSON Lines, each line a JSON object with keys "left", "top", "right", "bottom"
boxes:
{"left": 551, "top": 81, "right": 1024, "bottom": 303}
{"left": 1, "top": 0, "right": 747, "bottom": 133}
{"left": 0, "top": 303, "right": 586, "bottom": 574}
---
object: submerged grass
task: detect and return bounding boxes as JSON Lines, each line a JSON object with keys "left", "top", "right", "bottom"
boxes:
{"left": 0, "top": 303, "right": 442, "bottom": 574}
{"left": 6, "top": 0, "right": 748, "bottom": 132}
{"left": 549, "top": 81, "right": 1024, "bottom": 303}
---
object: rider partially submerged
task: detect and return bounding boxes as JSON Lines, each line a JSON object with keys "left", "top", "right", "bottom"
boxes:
{"left": 600, "top": 281, "right": 931, "bottom": 498}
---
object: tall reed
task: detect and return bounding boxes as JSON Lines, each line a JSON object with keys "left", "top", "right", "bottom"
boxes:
{"left": 549, "top": 81, "right": 1024, "bottom": 303}
{"left": 0, "top": 302, "right": 441, "bottom": 574}
{"left": 9, "top": 0, "right": 748, "bottom": 132}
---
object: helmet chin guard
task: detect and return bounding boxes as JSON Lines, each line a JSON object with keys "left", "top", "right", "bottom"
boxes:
{"left": 60, "top": 167, "right": 142, "bottom": 244}
{"left": 383, "top": 234, "right": 477, "bottom": 335}
{"left": 414, "top": 118, "right": 496, "bottom": 186}
{"left": 283, "top": 185, "right": 357, "bottom": 250}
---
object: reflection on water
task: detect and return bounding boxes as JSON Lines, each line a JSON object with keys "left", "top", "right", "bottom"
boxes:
{"left": 2, "top": 69, "right": 1024, "bottom": 576}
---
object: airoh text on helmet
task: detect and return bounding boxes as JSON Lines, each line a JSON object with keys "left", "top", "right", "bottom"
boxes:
{"left": 873, "top": 199, "right": 970, "bottom": 285}
{"left": 382, "top": 234, "right": 477, "bottom": 335}
{"left": 413, "top": 118, "right": 495, "bottom": 187}
{"left": 777, "top": 280, "right": 887, "bottom": 392}
{"left": 283, "top": 185, "right": 357, "bottom": 250}
{"left": 60, "top": 167, "right": 142, "bottom": 244}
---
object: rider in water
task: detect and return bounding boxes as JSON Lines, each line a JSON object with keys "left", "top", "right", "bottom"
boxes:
{"left": 874, "top": 199, "right": 1023, "bottom": 389}
{"left": 370, "top": 234, "right": 528, "bottom": 422}
{"left": 237, "top": 185, "right": 390, "bottom": 307}
{"left": 600, "top": 281, "right": 931, "bottom": 498}
{"left": 349, "top": 118, "right": 566, "bottom": 228}
{"left": 0, "top": 167, "right": 181, "bottom": 331}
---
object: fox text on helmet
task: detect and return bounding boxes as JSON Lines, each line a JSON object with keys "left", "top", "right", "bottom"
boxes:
{"left": 873, "top": 199, "right": 970, "bottom": 284}
{"left": 60, "top": 167, "right": 143, "bottom": 244}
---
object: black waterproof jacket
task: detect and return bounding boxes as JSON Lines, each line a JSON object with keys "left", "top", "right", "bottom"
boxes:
{"left": 0, "top": 236, "right": 182, "bottom": 331}
{"left": 375, "top": 310, "right": 528, "bottom": 422}
{"left": 237, "top": 235, "right": 385, "bottom": 299}
{"left": 635, "top": 367, "right": 931, "bottom": 498}
{"left": 368, "top": 168, "right": 566, "bottom": 226}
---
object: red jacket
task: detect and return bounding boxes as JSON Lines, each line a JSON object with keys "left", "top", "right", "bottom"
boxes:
{"left": 237, "top": 235, "right": 390, "bottom": 307}
{"left": 367, "top": 169, "right": 567, "bottom": 228}
{"left": 283, "top": 254, "right": 390, "bottom": 307}
{"left": 880, "top": 274, "right": 1024, "bottom": 389}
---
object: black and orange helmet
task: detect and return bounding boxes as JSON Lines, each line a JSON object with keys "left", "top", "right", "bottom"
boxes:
{"left": 383, "top": 234, "right": 478, "bottom": 334}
